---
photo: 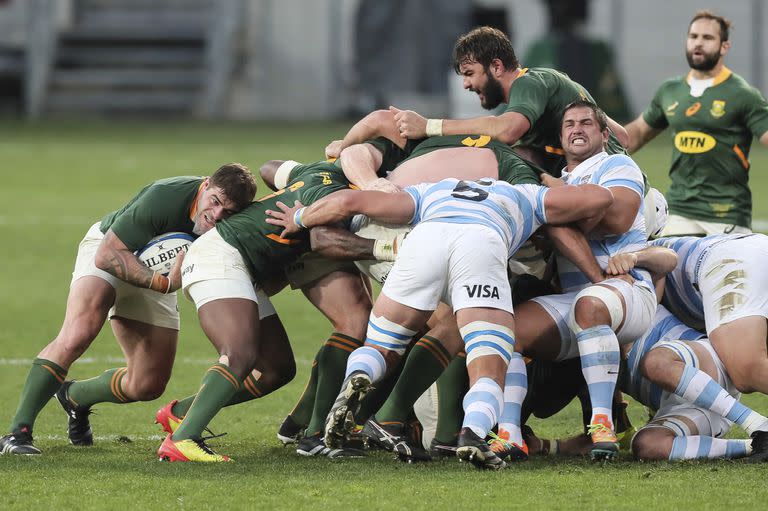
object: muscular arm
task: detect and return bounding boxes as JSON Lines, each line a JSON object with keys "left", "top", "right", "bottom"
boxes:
{"left": 338, "top": 143, "right": 385, "bottom": 189}
{"left": 330, "top": 109, "right": 406, "bottom": 158}
{"left": 543, "top": 184, "right": 615, "bottom": 225}
{"left": 544, "top": 225, "right": 604, "bottom": 283}
{"left": 624, "top": 116, "right": 663, "bottom": 153}
{"left": 95, "top": 230, "right": 177, "bottom": 292}
{"left": 590, "top": 187, "right": 642, "bottom": 236}
{"left": 441, "top": 111, "right": 530, "bottom": 145}
{"left": 309, "top": 226, "right": 376, "bottom": 260}
{"left": 260, "top": 160, "right": 284, "bottom": 191}
{"left": 606, "top": 246, "right": 678, "bottom": 282}
{"left": 301, "top": 190, "right": 415, "bottom": 228}
{"left": 607, "top": 115, "right": 629, "bottom": 148}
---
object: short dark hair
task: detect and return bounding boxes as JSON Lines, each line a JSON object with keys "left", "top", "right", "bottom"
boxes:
{"left": 209, "top": 163, "right": 256, "bottom": 211}
{"left": 689, "top": 10, "right": 732, "bottom": 42}
{"left": 560, "top": 100, "right": 608, "bottom": 132}
{"left": 452, "top": 26, "right": 519, "bottom": 74}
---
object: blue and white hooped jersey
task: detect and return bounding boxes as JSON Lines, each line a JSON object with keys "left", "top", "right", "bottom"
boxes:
{"left": 556, "top": 152, "right": 651, "bottom": 292}
{"left": 404, "top": 178, "right": 548, "bottom": 258}
{"left": 650, "top": 234, "right": 745, "bottom": 330}
{"left": 624, "top": 305, "right": 706, "bottom": 410}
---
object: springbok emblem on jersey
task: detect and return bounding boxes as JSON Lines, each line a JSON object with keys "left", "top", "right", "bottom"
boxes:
{"left": 710, "top": 100, "right": 726, "bottom": 118}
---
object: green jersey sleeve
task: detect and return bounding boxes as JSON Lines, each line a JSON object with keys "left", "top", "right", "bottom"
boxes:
{"left": 642, "top": 84, "right": 671, "bottom": 130}
{"left": 742, "top": 86, "right": 768, "bottom": 138}
{"left": 108, "top": 186, "right": 184, "bottom": 250}
{"left": 504, "top": 72, "right": 551, "bottom": 126}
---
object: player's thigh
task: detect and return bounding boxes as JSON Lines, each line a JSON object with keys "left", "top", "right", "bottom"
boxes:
{"left": 521, "top": 293, "right": 577, "bottom": 360}
{"left": 709, "top": 316, "right": 768, "bottom": 391}
{"left": 110, "top": 317, "right": 178, "bottom": 380}
{"left": 380, "top": 223, "right": 450, "bottom": 313}
{"left": 699, "top": 235, "right": 768, "bottom": 334}
{"left": 301, "top": 269, "right": 372, "bottom": 338}
{"left": 447, "top": 226, "right": 512, "bottom": 314}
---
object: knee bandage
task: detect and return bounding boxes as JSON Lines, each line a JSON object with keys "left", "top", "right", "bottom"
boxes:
{"left": 460, "top": 321, "right": 515, "bottom": 365}
{"left": 567, "top": 285, "right": 624, "bottom": 334}
{"left": 652, "top": 340, "right": 699, "bottom": 368}
{"left": 365, "top": 314, "right": 417, "bottom": 355}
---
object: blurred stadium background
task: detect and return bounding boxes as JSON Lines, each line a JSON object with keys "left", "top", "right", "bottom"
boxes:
{"left": 1, "top": 1, "right": 768, "bottom": 510}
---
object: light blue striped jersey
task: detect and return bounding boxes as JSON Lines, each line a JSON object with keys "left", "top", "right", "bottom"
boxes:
{"left": 404, "top": 178, "right": 548, "bottom": 258}
{"left": 624, "top": 305, "right": 706, "bottom": 409}
{"left": 650, "top": 234, "right": 748, "bottom": 330}
{"left": 557, "top": 151, "right": 650, "bottom": 292}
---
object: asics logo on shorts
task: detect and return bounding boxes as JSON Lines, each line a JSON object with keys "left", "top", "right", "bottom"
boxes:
{"left": 464, "top": 284, "right": 500, "bottom": 299}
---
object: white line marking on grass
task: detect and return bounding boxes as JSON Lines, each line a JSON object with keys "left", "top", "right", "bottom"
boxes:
{"left": 0, "top": 356, "right": 313, "bottom": 366}
{"left": 38, "top": 434, "right": 164, "bottom": 442}
{"left": 0, "top": 215, "right": 92, "bottom": 226}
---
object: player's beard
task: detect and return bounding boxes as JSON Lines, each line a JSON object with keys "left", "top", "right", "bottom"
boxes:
{"left": 685, "top": 47, "right": 720, "bottom": 72}
{"left": 479, "top": 71, "right": 506, "bottom": 110}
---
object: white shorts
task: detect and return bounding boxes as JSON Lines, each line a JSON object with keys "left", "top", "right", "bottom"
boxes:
{"left": 531, "top": 278, "right": 657, "bottom": 361}
{"left": 642, "top": 340, "right": 735, "bottom": 438}
{"left": 72, "top": 222, "right": 180, "bottom": 330}
{"left": 698, "top": 235, "right": 768, "bottom": 335}
{"left": 181, "top": 229, "right": 276, "bottom": 318}
{"left": 661, "top": 214, "right": 751, "bottom": 237}
{"left": 382, "top": 222, "right": 513, "bottom": 313}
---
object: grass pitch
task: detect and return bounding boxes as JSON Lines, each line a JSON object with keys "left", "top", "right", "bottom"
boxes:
{"left": 1, "top": 119, "right": 767, "bottom": 510}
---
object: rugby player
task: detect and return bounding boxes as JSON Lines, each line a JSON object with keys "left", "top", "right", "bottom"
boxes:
{"left": 154, "top": 159, "right": 376, "bottom": 462}
{"left": 650, "top": 234, "right": 768, "bottom": 398}
{"left": 0, "top": 164, "right": 256, "bottom": 455}
{"left": 390, "top": 26, "right": 628, "bottom": 173}
{"left": 625, "top": 305, "right": 768, "bottom": 461}
{"left": 625, "top": 10, "right": 768, "bottom": 236}
{"left": 266, "top": 176, "right": 615, "bottom": 469}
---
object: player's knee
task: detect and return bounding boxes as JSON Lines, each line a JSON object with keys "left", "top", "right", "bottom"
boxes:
{"left": 631, "top": 428, "right": 672, "bottom": 460}
{"left": 572, "top": 296, "right": 610, "bottom": 328}
{"left": 727, "top": 361, "right": 761, "bottom": 394}
{"left": 125, "top": 377, "right": 168, "bottom": 401}
{"left": 639, "top": 348, "right": 670, "bottom": 382}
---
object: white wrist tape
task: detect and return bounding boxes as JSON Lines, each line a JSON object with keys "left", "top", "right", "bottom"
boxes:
{"left": 274, "top": 160, "right": 301, "bottom": 189}
{"left": 426, "top": 118, "right": 444, "bottom": 137}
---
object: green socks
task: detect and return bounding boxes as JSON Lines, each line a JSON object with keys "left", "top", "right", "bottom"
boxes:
{"left": 375, "top": 336, "right": 452, "bottom": 423}
{"left": 67, "top": 367, "right": 133, "bottom": 407}
{"left": 10, "top": 358, "right": 67, "bottom": 433}
{"left": 305, "top": 333, "right": 363, "bottom": 436}
{"left": 172, "top": 363, "right": 241, "bottom": 441}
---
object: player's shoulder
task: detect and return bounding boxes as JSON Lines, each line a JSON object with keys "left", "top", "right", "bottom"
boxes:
{"left": 602, "top": 153, "right": 640, "bottom": 170}
{"left": 150, "top": 176, "right": 203, "bottom": 188}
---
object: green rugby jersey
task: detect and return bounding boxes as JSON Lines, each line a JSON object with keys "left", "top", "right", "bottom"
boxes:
{"left": 100, "top": 176, "right": 204, "bottom": 250}
{"left": 643, "top": 67, "right": 768, "bottom": 228}
{"left": 401, "top": 134, "right": 541, "bottom": 184}
{"left": 216, "top": 161, "right": 352, "bottom": 285}
{"left": 505, "top": 67, "right": 625, "bottom": 173}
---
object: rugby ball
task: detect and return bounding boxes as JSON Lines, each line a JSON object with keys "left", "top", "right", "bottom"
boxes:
{"left": 135, "top": 232, "right": 195, "bottom": 276}
{"left": 350, "top": 215, "right": 411, "bottom": 285}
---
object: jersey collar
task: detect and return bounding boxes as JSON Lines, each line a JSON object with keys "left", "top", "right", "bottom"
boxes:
{"left": 562, "top": 150, "right": 609, "bottom": 178}
{"left": 685, "top": 66, "right": 732, "bottom": 87}
{"left": 188, "top": 181, "right": 206, "bottom": 221}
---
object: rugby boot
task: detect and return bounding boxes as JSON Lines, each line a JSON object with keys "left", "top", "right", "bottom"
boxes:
{"left": 613, "top": 399, "right": 637, "bottom": 451}
{"left": 55, "top": 381, "right": 94, "bottom": 446}
{"left": 588, "top": 414, "right": 619, "bottom": 461}
{"left": 155, "top": 400, "right": 183, "bottom": 435}
{"left": 157, "top": 434, "right": 231, "bottom": 462}
{"left": 429, "top": 438, "right": 458, "bottom": 459}
{"left": 746, "top": 430, "right": 768, "bottom": 463}
{"left": 456, "top": 427, "right": 507, "bottom": 470}
{"left": 487, "top": 429, "right": 529, "bottom": 462}
{"left": 324, "top": 372, "right": 373, "bottom": 448}
{"left": 393, "top": 438, "right": 432, "bottom": 463}
{"left": 296, "top": 434, "right": 365, "bottom": 459}
{"left": 0, "top": 428, "right": 42, "bottom": 455}
{"left": 277, "top": 415, "right": 305, "bottom": 446}
{"left": 361, "top": 417, "right": 406, "bottom": 451}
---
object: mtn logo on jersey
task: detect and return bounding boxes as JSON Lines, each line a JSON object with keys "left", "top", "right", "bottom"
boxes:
{"left": 464, "top": 284, "right": 500, "bottom": 299}
{"left": 674, "top": 131, "right": 716, "bottom": 153}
